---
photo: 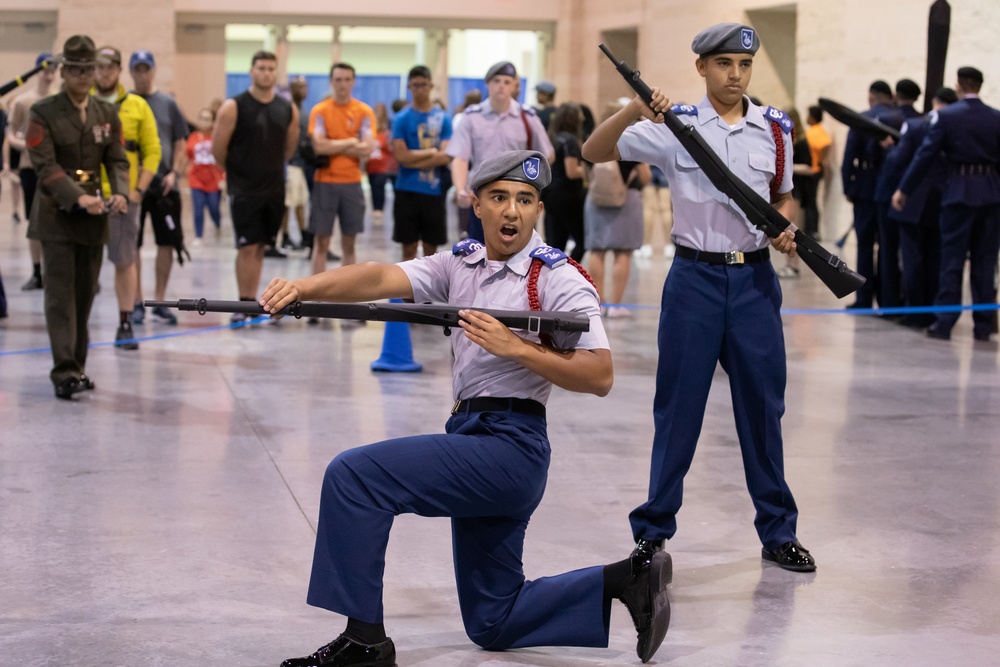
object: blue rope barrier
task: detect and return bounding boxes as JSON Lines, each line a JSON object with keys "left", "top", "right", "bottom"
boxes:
{"left": 2, "top": 304, "right": 997, "bottom": 357}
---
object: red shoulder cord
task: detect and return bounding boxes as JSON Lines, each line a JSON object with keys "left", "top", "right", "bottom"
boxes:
{"left": 768, "top": 120, "right": 793, "bottom": 199}
{"left": 526, "top": 257, "right": 598, "bottom": 348}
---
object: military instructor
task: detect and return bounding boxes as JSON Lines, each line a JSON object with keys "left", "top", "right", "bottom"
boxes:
{"left": 26, "top": 35, "right": 129, "bottom": 399}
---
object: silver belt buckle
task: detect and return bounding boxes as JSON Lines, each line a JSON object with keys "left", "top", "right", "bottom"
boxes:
{"left": 452, "top": 400, "right": 461, "bottom": 414}
{"left": 724, "top": 251, "right": 745, "bottom": 265}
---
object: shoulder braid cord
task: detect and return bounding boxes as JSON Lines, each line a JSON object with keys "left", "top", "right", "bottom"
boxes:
{"left": 526, "top": 256, "right": 598, "bottom": 348}
{"left": 768, "top": 118, "right": 793, "bottom": 199}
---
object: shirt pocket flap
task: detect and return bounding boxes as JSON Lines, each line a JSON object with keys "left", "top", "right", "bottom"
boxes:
{"left": 675, "top": 151, "right": 699, "bottom": 170}
{"left": 748, "top": 152, "right": 775, "bottom": 173}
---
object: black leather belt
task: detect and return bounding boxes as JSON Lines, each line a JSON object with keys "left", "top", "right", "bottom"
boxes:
{"left": 675, "top": 245, "right": 769, "bottom": 266}
{"left": 452, "top": 397, "right": 546, "bottom": 417}
{"left": 950, "top": 163, "right": 995, "bottom": 175}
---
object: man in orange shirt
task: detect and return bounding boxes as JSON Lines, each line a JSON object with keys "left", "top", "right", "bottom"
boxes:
{"left": 308, "top": 63, "right": 375, "bottom": 279}
{"left": 804, "top": 105, "right": 832, "bottom": 238}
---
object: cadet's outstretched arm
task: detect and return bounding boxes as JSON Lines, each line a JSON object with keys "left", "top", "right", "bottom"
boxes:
{"left": 260, "top": 262, "right": 414, "bottom": 315}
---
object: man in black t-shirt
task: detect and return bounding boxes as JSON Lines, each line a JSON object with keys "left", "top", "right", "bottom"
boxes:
{"left": 212, "top": 50, "right": 299, "bottom": 323}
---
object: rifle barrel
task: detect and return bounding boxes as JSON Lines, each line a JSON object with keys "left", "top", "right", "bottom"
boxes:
{"left": 144, "top": 299, "right": 591, "bottom": 334}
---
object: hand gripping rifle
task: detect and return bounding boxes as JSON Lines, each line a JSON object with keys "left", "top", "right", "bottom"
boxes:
{"left": 0, "top": 55, "right": 61, "bottom": 97}
{"left": 599, "top": 44, "right": 865, "bottom": 299}
{"left": 145, "top": 299, "right": 590, "bottom": 336}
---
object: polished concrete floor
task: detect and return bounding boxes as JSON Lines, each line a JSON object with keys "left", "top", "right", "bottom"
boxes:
{"left": 2, "top": 190, "right": 999, "bottom": 667}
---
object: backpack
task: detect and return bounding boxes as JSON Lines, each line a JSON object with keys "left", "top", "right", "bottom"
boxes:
{"left": 588, "top": 162, "right": 636, "bottom": 208}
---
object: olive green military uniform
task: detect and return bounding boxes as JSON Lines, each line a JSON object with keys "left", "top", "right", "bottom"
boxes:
{"left": 26, "top": 91, "right": 129, "bottom": 386}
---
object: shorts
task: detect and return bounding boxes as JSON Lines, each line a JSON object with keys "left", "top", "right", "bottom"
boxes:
{"left": 107, "top": 201, "right": 140, "bottom": 266}
{"left": 230, "top": 193, "right": 284, "bottom": 248}
{"left": 139, "top": 188, "right": 183, "bottom": 248}
{"left": 309, "top": 182, "right": 365, "bottom": 237}
{"left": 392, "top": 189, "right": 448, "bottom": 246}
{"left": 285, "top": 165, "right": 310, "bottom": 208}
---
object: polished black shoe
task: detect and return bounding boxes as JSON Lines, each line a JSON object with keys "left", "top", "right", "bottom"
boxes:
{"left": 619, "top": 550, "right": 672, "bottom": 663}
{"left": 762, "top": 540, "right": 816, "bottom": 572}
{"left": 54, "top": 378, "right": 85, "bottom": 400}
{"left": 280, "top": 634, "right": 396, "bottom": 667}
{"left": 973, "top": 329, "right": 991, "bottom": 342}
{"left": 926, "top": 326, "right": 950, "bottom": 341}
{"left": 79, "top": 374, "right": 96, "bottom": 391}
{"left": 630, "top": 538, "right": 662, "bottom": 572}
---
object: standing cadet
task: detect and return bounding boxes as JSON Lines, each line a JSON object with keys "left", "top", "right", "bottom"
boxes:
{"left": 25, "top": 35, "right": 129, "bottom": 399}
{"left": 893, "top": 67, "right": 1000, "bottom": 342}
{"left": 447, "top": 61, "right": 554, "bottom": 243}
{"left": 882, "top": 87, "right": 957, "bottom": 329}
{"left": 842, "top": 80, "right": 903, "bottom": 309}
{"left": 92, "top": 45, "right": 161, "bottom": 349}
{"left": 263, "top": 151, "right": 671, "bottom": 666}
{"left": 873, "top": 79, "right": 923, "bottom": 311}
{"left": 583, "top": 23, "right": 814, "bottom": 572}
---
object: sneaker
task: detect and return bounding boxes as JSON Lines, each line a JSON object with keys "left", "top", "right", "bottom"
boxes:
{"left": 133, "top": 303, "right": 145, "bottom": 325}
{"left": 191, "top": 237, "right": 203, "bottom": 248}
{"left": 639, "top": 244, "right": 653, "bottom": 258}
{"left": 663, "top": 244, "right": 676, "bottom": 259}
{"left": 151, "top": 305, "right": 178, "bottom": 325}
{"left": 264, "top": 246, "right": 287, "bottom": 259}
{"left": 231, "top": 312, "right": 249, "bottom": 326}
{"left": 115, "top": 323, "right": 139, "bottom": 350}
{"left": 607, "top": 306, "right": 633, "bottom": 319}
{"left": 307, "top": 317, "right": 320, "bottom": 325}
{"left": 21, "top": 274, "right": 43, "bottom": 291}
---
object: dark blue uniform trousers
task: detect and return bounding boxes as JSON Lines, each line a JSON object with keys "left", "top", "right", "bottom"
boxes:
{"left": 852, "top": 198, "right": 880, "bottom": 307}
{"left": 933, "top": 203, "right": 1000, "bottom": 338}
{"left": 306, "top": 409, "right": 611, "bottom": 650}
{"left": 629, "top": 258, "right": 799, "bottom": 551}
{"left": 898, "top": 199, "right": 941, "bottom": 322}
{"left": 876, "top": 202, "right": 902, "bottom": 308}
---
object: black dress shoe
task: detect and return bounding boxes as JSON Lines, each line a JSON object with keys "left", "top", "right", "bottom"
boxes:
{"left": 973, "top": 331, "right": 991, "bottom": 342}
{"left": 926, "top": 326, "right": 950, "bottom": 340}
{"left": 762, "top": 540, "right": 816, "bottom": 572}
{"left": 630, "top": 538, "right": 662, "bottom": 571}
{"left": 280, "top": 634, "right": 396, "bottom": 667}
{"left": 619, "top": 550, "right": 672, "bottom": 663}
{"left": 79, "top": 375, "right": 96, "bottom": 390}
{"left": 54, "top": 378, "right": 85, "bottom": 400}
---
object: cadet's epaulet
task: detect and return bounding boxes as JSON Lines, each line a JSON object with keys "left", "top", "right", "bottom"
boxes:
{"left": 452, "top": 238, "right": 485, "bottom": 256}
{"left": 464, "top": 103, "right": 484, "bottom": 114}
{"left": 529, "top": 245, "right": 568, "bottom": 269}
{"left": 671, "top": 103, "right": 698, "bottom": 117}
{"left": 763, "top": 106, "right": 794, "bottom": 134}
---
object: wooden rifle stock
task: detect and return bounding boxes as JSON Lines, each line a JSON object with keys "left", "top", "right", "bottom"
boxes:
{"left": 599, "top": 44, "right": 865, "bottom": 299}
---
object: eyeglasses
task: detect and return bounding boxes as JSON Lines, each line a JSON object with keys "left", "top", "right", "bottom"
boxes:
{"left": 65, "top": 65, "right": 96, "bottom": 77}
